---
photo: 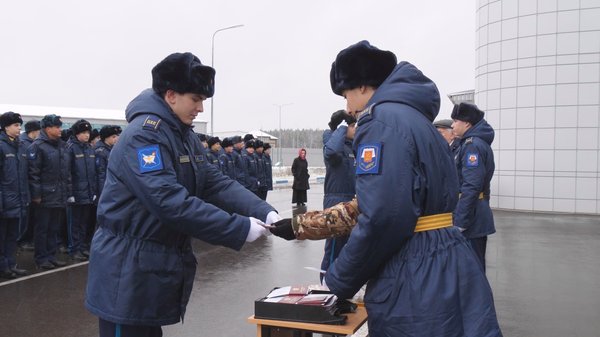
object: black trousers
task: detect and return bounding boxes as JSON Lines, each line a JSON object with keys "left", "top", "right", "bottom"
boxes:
{"left": 0, "top": 217, "right": 19, "bottom": 270}
{"left": 17, "top": 205, "right": 35, "bottom": 244}
{"left": 99, "top": 318, "right": 162, "bottom": 337}
{"left": 34, "top": 207, "right": 63, "bottom": 264}
{"left": 67, "top": 204, "right": 93, "bottom": 254}
{"left": 469, "top": 236, "right": 488, "bottom": 272}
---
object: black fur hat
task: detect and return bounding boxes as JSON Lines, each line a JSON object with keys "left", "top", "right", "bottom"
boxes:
{"left": 207, "top": 136, "right": 221, "bottom": 148}
{"left": 245, "top": 139, "right": 255, "bottom": 149}
{"left": 61, "top": 128, "right": 72, "bottom": 141}
{"left": 197, "top": 133, "right": 208, "bottom": 142}
{"left": 243, "top": 133, "right": 255, "bottom": 142}
{"left": 263, "top": 142, "right": 271, "bottom": 150}
{"left": 0, "top": 111, "right": 23, "bottom": 130}
{"left": 451, "top": 103, "right": 484, "bottom": 125}
{"left": 90, "top": 128, "right": 100, "bottom": 140}
{"left": 40, "top": 114, "right": 63, "bottom": 128}
{"left": 100, "top": 125, "right": 122, "bottom": 141}
{"left": 71, "top": 119, "right": 92, "bottom": 135}
{"left": 24, "top": 120, "right": 41, "bottom": 133}
{"left": 231, "top": 135, "right": 243, "bottom": 144}
{"left": 152, "top": 52, "right": 215, "bottom": 97}
{"left": 254, "top": 139, "right": 264, "bottom": 149}
{"left": 330, "top": 40, "right": 397, "bottom": 96}
{"left": 221, "top": 137, "right": 233, "bottom": 148}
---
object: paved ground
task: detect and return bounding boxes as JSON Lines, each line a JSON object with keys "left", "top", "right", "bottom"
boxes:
{"left": 1, "top": 186, "right": 599, "bottom": 337}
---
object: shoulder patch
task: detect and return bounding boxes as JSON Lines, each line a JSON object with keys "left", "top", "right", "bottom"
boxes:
{"left": 356, "top": 143, "right": 382, "bottom": 175}
{"left": 466, "top": 152, "right": 479, "bottom": 167}
{"left": 142, "top": 116, "right": 162, "bottom": 131}
{"left": 137, "top": 145, "right": 164, "bottom": 173}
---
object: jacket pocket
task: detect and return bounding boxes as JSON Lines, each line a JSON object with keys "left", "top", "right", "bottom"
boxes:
{"left": 364, "top": 276, "right": 394, "bottom": 304}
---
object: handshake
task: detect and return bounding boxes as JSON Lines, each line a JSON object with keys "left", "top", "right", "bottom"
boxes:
{"left": 246, "top": 211, "right": 294, "bottom": 242}
{"left": 328, "top": 110, "right": 356, "bottom": 131}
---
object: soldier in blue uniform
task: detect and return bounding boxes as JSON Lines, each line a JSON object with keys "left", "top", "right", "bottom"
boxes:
{"left": 255, "top": 140, "right": 268, "bottom": 200}
{"left": 323, "top": 41, "right": 502, "bottom": 337}
{"left": 0, "top": 112, "right": 29, "bottom": 278}
{"left": 219, "top": 137, "right": 236, "bottom": 179}
{"left": 320, "top": 109, "right": 356, "bottom": 282}
{"left": 94, "top": 125, "right": 121, "bottom": 200}
{"left": 231, "top": 135, "right": 247, "bottom": 187}
{"left": 17, "top": 120, "right": 41, "bottom": 251}
{"left": 206, "top": 136, "right": 221, "bottom": 169}
{"left": 451, "top": 102, "right": 496, "bottom": 271}
{"left": 65, "top": 119, "right": 96, "bottom": 261}
{"left": 242, "top": 139, "right": 259, "bottom": 194}
{"left": 28, "top": 114, "right": 70, "bottom": 270}
{"left": 434, "top": 118, "right": 461, "bottom": 159}
{"left": 263, "top": 143, "right": 273, "bottom": 194}
{"left": 85, "top": 52, "right": 281, "bottom": 337}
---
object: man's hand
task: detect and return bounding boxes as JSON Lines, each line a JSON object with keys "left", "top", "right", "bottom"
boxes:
{"left": 265, "top": 211, "right": 282, "bottom": 225}
{"left": 269, "top": 218, "right": 296, "bottom": 241}
{"left": 328, "top": 110, "right": 347, "bottom": 131}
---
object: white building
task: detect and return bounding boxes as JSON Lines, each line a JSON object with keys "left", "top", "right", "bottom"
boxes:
{"left": 475, "top": 0, "right": 600, "bottom": 214}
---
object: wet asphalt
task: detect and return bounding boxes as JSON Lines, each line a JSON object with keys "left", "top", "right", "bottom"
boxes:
{"left": 1, "top": 186, "right": 599, "bottom": 337}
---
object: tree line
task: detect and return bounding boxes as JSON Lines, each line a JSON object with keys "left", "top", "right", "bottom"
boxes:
{"left": 264, "top": 129, "right": 326, "bottom": 149}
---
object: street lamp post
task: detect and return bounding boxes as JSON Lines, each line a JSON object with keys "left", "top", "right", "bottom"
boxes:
{"left": 210, "top": 24, "right": 244, "bottom": 136}
{"left": 274, "top": 103, "right": 292, "bottom": 165}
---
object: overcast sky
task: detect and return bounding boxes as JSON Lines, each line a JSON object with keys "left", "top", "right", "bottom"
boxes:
{"left": 0, "top": 0, "right": 476, "bottom": 132}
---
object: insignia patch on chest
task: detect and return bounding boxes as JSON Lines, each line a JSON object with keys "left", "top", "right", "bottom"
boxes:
{"left": 466, "top": 152, "right": 479, "bottom": 167}
{"left": 356, "top": 143, "right": 382, "bottom": 175}
{"left": 137, "top": 145, "right": 164, "bottom": 173}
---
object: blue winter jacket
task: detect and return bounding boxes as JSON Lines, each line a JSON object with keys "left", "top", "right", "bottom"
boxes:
{"left": 67, "top": 137, "right": 96, "bottom": 204}
{"left": 242, "top": 150, "right": 259, "bottom": 192}
{"left": 256, "top": 152, "right": 268, "bottom": 192}
{"left": 264, "top": 154, "right": 273, "bottom": 190}
{"left": 325, "top": 63, "right": 502, "bottom": 336}
{"left": 28, "top": 130, "right": 71, "bottom": 208}
{"left": 94, "top": 140, "right": 112, "bottom": 198}
{"left": 85, "top": 89, "right": 275, "bottom": 326}
{"left": 0, "top": 132, "right": 29, "bottom": 218}
{"left": 232, "top": 148, "right": 247, "bottom": 187}
{"left": 219, "top": 151, "right": 236, "bottom": 180}
{"left": 320, "top": 126, "right": 356, "bottom": 274}
{"left": 206, "top": 149, "right": 221, "bottom": 169}
{"left": 454, "top": 119, "right": 496, "bottom": 239}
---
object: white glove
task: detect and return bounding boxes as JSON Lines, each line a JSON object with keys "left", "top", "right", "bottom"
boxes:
{"left": 67, "top": 196, "right": 75, "bottom": 203}
{"left": 246, "top": 217, "right": 269, "bottom": 242}
{"left": 265, "top": 211, "right": 282, "bottom": 225}
{"left": 92, "top": 195, "right": 97, "bottom": 202}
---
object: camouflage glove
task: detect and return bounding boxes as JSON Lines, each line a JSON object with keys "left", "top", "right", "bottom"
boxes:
{"left": 269, "top": 218, "right": 296, "bottom": 240}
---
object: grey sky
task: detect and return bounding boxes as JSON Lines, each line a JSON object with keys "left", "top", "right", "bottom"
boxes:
{"left": 0, "top": 0, "right": 475, "bottom": 132}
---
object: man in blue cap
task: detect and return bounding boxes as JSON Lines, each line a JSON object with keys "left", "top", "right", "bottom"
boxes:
{"left": 85, "top": 52, "right": 281, "bottom": 337}
{"left": 451, "top": 102, "right": 496, "bottom": 271}
{"left": 323, "top": 41, "right": 502, "bottom": 337}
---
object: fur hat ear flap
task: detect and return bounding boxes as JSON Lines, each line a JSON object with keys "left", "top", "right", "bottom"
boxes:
{"left": 330, "top": 40, "right": 397, "bottom": 96}
{"left": 451, "top": 103, "right": 484, "bottom": 125}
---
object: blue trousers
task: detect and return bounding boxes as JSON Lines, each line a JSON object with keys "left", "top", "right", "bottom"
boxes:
{"left": 469, "top": 236, "right": 488, "bottom": 272}
{"left": 67, "top": 204, "right": 93, "bottom": 254}
{"left": 99, "top": 319, "right": 162, "bottom": 337}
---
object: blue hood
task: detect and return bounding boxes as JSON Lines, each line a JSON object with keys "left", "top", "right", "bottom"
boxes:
{"left": 368, "top": 61, "right": 440, "bottom": 122}
{"left": 125, "top": 89, "right": 191, "bottom": 134}
{"left": 464, "top": 119, "right": 495, "bottom": 145}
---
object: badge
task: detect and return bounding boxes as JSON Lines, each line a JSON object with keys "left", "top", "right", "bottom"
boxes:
{"left": 137, "top": 145, "right": 164, "bottom": 173}
{"left": 466, "top": 152, "right": 479, "bottom": 167}
{"left": 142, "top": 116, "right": 161, "bottom": 131}
{"left": 356, "top": 143, "right": 382, "bottom": 175}
{"left": 28, "top": 149, "right": 37, "bottom": 160}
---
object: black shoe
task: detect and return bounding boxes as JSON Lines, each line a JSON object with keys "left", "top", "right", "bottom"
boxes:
{"left": 0, "top": 269, "right": 18, "bottom": 279}
{"left": 37, "top": 261, "right": 55, "bottom": 270}
{"left": 50, "top": 259, "right": 67, "bottom": 267}
{"left": 70, "top": 252, "right": 88, "bottom": 262}
{"left": 10, "top": 267, "right": 28, "bottom": 276}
